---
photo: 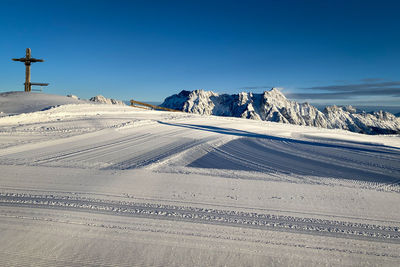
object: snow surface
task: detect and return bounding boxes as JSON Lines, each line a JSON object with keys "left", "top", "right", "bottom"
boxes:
{"left": 0, "top": 92, "right": 399, "bottom": 266}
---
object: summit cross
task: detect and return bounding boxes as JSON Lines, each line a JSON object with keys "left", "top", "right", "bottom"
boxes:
{"left": 12, "top": 48, "right": 48, "bottom": 92}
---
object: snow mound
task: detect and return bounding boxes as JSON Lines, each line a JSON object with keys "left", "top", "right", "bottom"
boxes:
{"left": 89, "top": 95, "right": 125, "bottom": 105}
{"left": 161, "top": 89, "right": 400, "bottom": 135}
{"left": 0, "top": 91, "right": 87, "bottom": 116}
{"left": 67, "top": 94, "right": 79, "bottom": 100}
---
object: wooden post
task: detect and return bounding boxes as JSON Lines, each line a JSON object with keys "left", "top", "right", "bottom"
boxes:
{"left": 25, "top": 48, "right": 31, "bottom": 92}
{"left": 12, "top": 48, "right": 46, "bottom": 92}
{"left": 25, "top": 63, "right": 31, "bottom": 92}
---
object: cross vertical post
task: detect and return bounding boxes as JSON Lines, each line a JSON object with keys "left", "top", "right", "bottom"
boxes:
{"left": 25, "top": 62, "right": 30, "bottom": 92}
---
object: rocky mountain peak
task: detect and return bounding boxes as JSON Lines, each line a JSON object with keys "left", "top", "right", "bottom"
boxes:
{"left": 89, "top": 95, "right": 125, "bottom": 105}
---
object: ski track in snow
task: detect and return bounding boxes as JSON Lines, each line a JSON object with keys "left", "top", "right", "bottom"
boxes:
{"left": 0, "top": 124, "right": 219, "bottom": 170}
{"left": 0, "top": 192, "right": 399, "bottom": 243}
{"left": 1, "top": 118, "right": 399, "bottom": 185}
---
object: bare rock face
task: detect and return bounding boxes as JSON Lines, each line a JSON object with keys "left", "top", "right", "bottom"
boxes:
{"left": 161, "top": 88, "right": 400, "bottom": 135}
{"left": 89, "top": 95, "right": 125, "bottom": 105}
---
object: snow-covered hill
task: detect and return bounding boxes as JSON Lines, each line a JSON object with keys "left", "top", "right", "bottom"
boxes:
{"left": 0, "top": 91, "right": 86, "bottom": 116}
{"left": 161, "top": 89, "right": 400, "bottom": 135}
{"left": 0, "top": 92, "right": 125, "bottom": 116}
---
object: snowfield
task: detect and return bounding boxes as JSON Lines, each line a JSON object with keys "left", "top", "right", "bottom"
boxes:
{"left": 0, "top": 92, "right": 400, "bottom": 266}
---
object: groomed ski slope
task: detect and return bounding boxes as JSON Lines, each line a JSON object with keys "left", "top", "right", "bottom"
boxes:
{"left": 0, "top": 93, "right": 399, "bottom": 266}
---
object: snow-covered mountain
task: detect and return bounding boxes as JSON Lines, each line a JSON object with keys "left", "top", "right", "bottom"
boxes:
{"left": 89, "top": 95, "right": 125, "bottom": 105}
{"left": 161, "top": 89, "right": 400, "bottom": 135}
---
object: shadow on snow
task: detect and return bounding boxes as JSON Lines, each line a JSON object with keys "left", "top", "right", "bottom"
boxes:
{"left": 159, "top": 121, "right": 400, "bottom": 184}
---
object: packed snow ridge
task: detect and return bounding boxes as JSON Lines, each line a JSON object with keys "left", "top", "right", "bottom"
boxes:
{"left": 161, "top": 88, "right": 400, "bottom": 135}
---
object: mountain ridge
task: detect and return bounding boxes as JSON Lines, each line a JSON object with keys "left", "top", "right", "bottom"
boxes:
{"left": 161, "top": 89, "right": 400, "bottom": 135}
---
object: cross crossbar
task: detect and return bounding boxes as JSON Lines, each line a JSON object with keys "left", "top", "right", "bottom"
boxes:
{"left": 30, "top": 83, "right": 49, "bottom": 86}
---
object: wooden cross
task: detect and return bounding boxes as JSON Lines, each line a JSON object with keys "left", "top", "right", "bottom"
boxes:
{"left": 12, "top": 48, "right": 48, "bottom": 92}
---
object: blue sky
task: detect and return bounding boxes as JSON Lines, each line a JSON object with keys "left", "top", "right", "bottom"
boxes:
{"left": 0, "top": 0, "right": 399, "bottom": 106}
